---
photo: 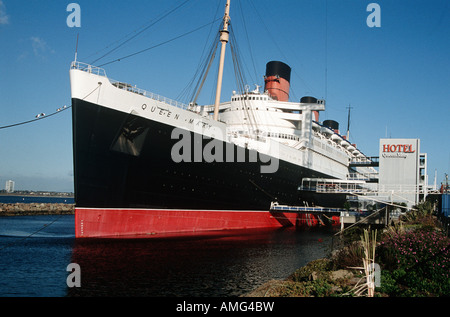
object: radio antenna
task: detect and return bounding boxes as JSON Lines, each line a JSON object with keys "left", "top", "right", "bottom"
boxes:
{"left": 74, "top": 34, "right": 79, "bottom": 62}
{"left": 346, "top": 104, "right": 353, "bottom": 140}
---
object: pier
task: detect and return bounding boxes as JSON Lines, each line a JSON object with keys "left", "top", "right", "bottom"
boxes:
{"left": 270, "top": 202, "right": 389, "bottom": 231}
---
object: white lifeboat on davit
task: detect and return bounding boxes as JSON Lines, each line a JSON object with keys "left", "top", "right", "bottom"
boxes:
{"left": 331, "top": 133, "right": 341, "bottom": 143}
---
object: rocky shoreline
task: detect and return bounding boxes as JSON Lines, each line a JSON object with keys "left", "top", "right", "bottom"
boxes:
{"left": 0, "top": 203, "right": 74, "bottom": 216}
{"left": 242, "top": 201, "right": 450, "bottom": 297}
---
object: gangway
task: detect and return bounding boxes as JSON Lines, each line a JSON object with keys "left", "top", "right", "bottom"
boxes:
{"left": 349, "top": 156, "right": 379, "bottom": 167}
{"left": 298, "top": 178, "right": 377, "bottom": 195}
{"left": 298, "top": 178, "right": 434, "bottom": 196}
{"left": 270, "top": 201, "right": 347, "bottom": 214}
{"left": 270, "top": 202, "right": 389, "bottom": 228}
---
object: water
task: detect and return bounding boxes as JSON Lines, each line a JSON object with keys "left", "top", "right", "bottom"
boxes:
{"left": 0, "top": 195, "right": 74, "bottom": 204}
{"left": 0, "top": 215, "right": 335, "bottom": 297}
{"left": 0, "top": 215, "right": 75, "bottom": 297}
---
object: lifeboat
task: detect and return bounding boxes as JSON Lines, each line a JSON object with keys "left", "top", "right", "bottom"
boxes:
{"left": 321, "top": 126, "right": 333, "bottom": 136}
{"left": 331, "top": 134, "right": 341, "bottom": 143}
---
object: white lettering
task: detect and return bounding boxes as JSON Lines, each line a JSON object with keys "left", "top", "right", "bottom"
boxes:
{"left": 176, "top": 301, "right": 210, "bottom": 314}
{"left": 170, "top": 127, "right": 279, "bottom": 173}
{"left": 171, "top": 129, "right": 191, "bottom": 163}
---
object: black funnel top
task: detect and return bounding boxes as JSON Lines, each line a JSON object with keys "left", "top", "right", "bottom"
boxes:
{"left": 323, "top": 120, "right": 339, "bottom": 131}
{"left": 265, "top": 61, "right": 291, "bottom": 83}
{"left": 300, "top": 96, "right": 318, "bottom": 103}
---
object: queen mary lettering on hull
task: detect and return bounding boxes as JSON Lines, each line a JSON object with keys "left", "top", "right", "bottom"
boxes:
{"left": 70, "top": 0, "right": 376, "bottom": 238}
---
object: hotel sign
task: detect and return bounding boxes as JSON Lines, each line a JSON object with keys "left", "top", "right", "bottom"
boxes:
{"left": 379, "top": 138, "right": 423, "bottom": 207}
{"left": 382, "top": 144, "right": 415, "bottom": 158}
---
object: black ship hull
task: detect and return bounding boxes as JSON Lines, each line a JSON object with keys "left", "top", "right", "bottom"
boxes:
{"left": 72, "top": 98, "right": 335, "bottom": 209}
{"left": 72, "top": 98, "right": 338, "bottom": 237}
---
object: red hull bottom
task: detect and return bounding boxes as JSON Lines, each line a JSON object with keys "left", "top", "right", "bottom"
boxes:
{"left": 75, "top": 208, "right": 305, "bottom": 238}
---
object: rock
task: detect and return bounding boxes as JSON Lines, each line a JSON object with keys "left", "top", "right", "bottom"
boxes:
{"left": 309, "top": 271, "right": 319, "bottom": 281}
{"left": 331, "top": 285, "right": 343, "bottom": 293}
{"left": 0, "top": 203, "right": 74, "bottom": 216}
{"left": 330, "top": 270, "right": 354, "bottom": 281}
{"left": 241, "top": 280, "right": 286, "bottom": 297}
{"left": 349, "top": 276, "right": 363, "bottom": 285}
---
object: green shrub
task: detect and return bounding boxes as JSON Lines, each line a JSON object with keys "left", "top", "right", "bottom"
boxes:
{"left": 289, "top": 258, "right": 331, "bottom": 282}
{"left": 377, "top": 228, "right": 450, "bottom": 296}
{"left": 330, "top": 241, "right": 364, "bottom": 270}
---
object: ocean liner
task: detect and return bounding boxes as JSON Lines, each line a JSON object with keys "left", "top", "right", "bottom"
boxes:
{"left": 70, "top": 0, "right": 376, "bottom": 237}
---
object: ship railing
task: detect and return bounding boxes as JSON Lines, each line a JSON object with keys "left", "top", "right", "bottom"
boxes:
{"left": 71, "top": 61, "right": 189, "bottom": 111}
{"left": 71, "top": 61, "right": 107, "bottom": 77}
{"left": 270, "top": 202, "right": 347, "bottom": 213}
{"left": 302, "top": 180, "right": 432, "bottom": 195}
{"left": 299, "top": 178, "right": 375, "bottom": 194}
{"left": 347, "top": 172, "right": 379, "bottom": 181}
{"left": 349, "top": 156, "right": 379, "bottom": 167}
{"left": 377, "top": 184, "right": 430, "bottom": 194}
{"left": 316, "top": 183, "right": 372, "bottom": 194}
{"left": 109, "top": 80, "right": 189, "bottom": 111}
{"left": 228, "top": 130, "right": 267, "bottom": 143}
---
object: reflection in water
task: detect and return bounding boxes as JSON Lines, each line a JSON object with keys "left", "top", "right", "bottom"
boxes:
{"left": 67, "top": 227, "right": 334, "bottom": 297}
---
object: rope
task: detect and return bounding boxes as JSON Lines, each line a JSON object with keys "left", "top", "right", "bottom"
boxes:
{"left": 0, "top": 83, "right": 102, "bottom": 130}
{"left": 0, "top": 214, "right": 65, "bottom": 251}
{"left": 0, "top": 84, "right": 103, "bottom": 250}
{"left": 0, "top": 106, "right": 71, "bottom": 130}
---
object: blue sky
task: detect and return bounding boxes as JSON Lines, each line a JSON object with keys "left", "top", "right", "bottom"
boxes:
{"left": 0, "top": 0, "right": 449, "bottom": 192}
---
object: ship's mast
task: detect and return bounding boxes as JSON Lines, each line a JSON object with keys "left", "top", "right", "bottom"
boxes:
{"left": 213, "top": 0, "right": 231, "bottom": 121}
{"left": 346, "top": 104, "right": 352, "bottom": 140}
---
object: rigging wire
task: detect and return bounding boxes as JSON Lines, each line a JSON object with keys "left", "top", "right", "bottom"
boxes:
{"left": 325, "top": 0, "right": 328, "bottom": 102}
{"left": 247, "top": 1, "right": 315, "bottom": 101}
{"left": 190, "top": 38, "right": 220, "bottom": 105}
{"left": 236, "top": 0, "right": 258, "bottom": 84}
{"left": 176, "top": 0, "right": 223, "bottom": 104}
{"left": 90, "top": 0, "right": 193, "bottom": 65}
{"left": 97, "top": 18, "right": 222, "bottom": 68}
{"left": 229, "top": 24, "right": 258, "bottom": 133}
{"left": 176, "top": 28, "right": 220, "bottom": 105}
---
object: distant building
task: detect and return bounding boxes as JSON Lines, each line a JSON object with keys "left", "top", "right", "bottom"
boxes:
{"left": 379, "top": 138, "right": 427, "bottom": 207}
{"left": 5, "top": 180, "right": 15, "bottom": 193}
